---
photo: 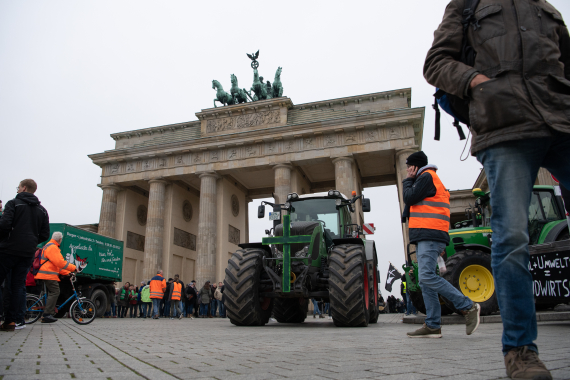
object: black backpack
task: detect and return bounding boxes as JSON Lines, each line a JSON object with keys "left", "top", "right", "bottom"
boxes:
{"left": 433, "top": 0, "right": 481, "bottom": 141}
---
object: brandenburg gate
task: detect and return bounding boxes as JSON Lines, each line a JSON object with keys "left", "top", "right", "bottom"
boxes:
{"left": 89, "top": 90, "right": 424, "bottom": 286}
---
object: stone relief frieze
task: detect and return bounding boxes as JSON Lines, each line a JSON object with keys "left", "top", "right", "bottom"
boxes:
{"left": 228, "top": 148, "right": 238, "bottom": 160}
{"left": 245, "top": 146, "right": 257, "bottom": 156}
{"left": 231, "top": 194, "right": 239, "bottom": 217}
{"left": 304, "top": 138, "right": 314, "bottom": 149}
{"left": 228, "top": 225, "right": 240, "bottom": 245}
{"left": 284, "top": 140, "right": 295, "bottom": 152}
{"left": 110, "top": 163, "right": 120, "bottom": 174}
{"left": 388, "top": 127, "right": 401, "bottom": 139}
{"left": 173, "top": 228, "right": 196, "bottom": 251}
{"left": 365, "top": 130, "right": 378, "bottom": 142}
{"left": 345, "top": 133, "right": 357, "bottom": 143}
{"left": 126, "top": 231, "right": 145, "bottom": 252}
{"left": 206, "top": 110, "right": 280, "bottom": 133}
{"left": 182, "top": 200, "right": 193, "bottom": 222}
{"left": 126, "top": 162, "right": 136, "bottom": 172}
{"left": 142, "top": 159, "right": 152, "bottom": 170}
{"left": 193, "top": 153, "right": 202, "bottom": 163}
{"left": 266, "top": 142, "right": 276, "bottom": 153}
{"left": 210, "top": 150, "right": 219, "bottom": 161}
{"left": 175, "top": 155, "right": 184, "bottom": 165}
{"left": 324, "top": 135, "right": 336, "bottom": 147}
{"left": 158, "top": 158, "right": 167, "bottom": 168}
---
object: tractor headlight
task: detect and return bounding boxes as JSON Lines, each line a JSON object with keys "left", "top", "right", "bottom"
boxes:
{"left": 287, "top": 194, "right": 292, "bottom": 200}
{"left": 294, "top": 246, "right": 309, "bottom": 258}
{"left": 335, "top": 199, "right": 342, "bottom": 206}
{"left": 333, "top": 190, "right": 341, "bottom": 197}
{"left": 284, "top": 202, "right": 290, "bottom": 209}
{"left": 328, "top": 190, "right": 334, "bottom": 196}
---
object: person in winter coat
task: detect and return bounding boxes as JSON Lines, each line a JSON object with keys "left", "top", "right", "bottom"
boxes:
{"left": 128, "top": 285, "right": 138, "bottom": 318}
{"left": 197, "top": 281, "right": 212, "bottom": 318}
{"left": 185, "top": 282, "right": 197, "bottom": 319}
{"left": 118, "top": 282, "right": 130, "bottom": 318}
{"left": 34, "top": 232, "right": 79, "bottom": 323}
{"left": 402, "top": 151, "right": 479, "bottom": 340}
{"left": 140, "top": 282, "right": 151, "bottom": 318}
{"left": 0, "top": 179, "right": 50, "bottom": 331}
{"left": 425, "top": 2, "right": 570, "bottom": 378}
{"left": 137, "top": 281, "right": 145, "bottom": 317}
{"left": 162, "top": 278, "right": 173, "bottom": 317}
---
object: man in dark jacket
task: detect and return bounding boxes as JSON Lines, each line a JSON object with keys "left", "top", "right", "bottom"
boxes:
{"left": 425, "top": 2, "right": 570, "bottom": 378}
{"left": 0, "top": 179, "right": 50, "bottom": 330}
{"left": 402, "top": 152, "right": 479, "bottom": 339}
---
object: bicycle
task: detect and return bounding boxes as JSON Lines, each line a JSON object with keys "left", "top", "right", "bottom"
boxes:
{"left": 25, "top": 273, "right": 97, "bottom": 325}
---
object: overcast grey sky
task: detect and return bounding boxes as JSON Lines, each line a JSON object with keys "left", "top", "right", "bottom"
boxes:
{"left": 2, "top": 0, "right": 569, "bottom": 297}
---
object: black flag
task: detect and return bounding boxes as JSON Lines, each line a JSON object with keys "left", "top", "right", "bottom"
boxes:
{"left": 385, "top": 262, "right": 403, "bottom": 292}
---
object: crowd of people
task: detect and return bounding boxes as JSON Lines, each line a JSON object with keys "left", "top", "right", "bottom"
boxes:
{"left": 105, "top": 275, "right": 226, "bottom": 319}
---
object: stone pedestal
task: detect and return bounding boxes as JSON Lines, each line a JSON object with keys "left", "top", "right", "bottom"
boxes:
{"left": 273, "top": 164, "right": 293, "bottom": 204}
{"left": 98, "top": 184, "right": 121, "bottom": 238}
{"left": 196, "top": 173, "right": 219, "bottom": 287}
{"left": 143, "top": 179, "right": 168, "bottom": 281}
{"left": 332, "top": 157, "right": 356, "bottom": 223}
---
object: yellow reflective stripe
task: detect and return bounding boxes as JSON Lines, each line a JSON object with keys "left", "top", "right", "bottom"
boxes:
{"left": 449, "top": 229, "right": 493, "bottom": 235}
{"left": 62, "top": 262, "right": 70, "bottom": 270}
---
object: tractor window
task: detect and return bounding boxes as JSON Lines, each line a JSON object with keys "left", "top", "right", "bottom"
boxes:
{"left": 537, "top": 191, "right": 562, "bottom": 221}
{"left": 289, "top": 199, "right": 340, "bottom": 238}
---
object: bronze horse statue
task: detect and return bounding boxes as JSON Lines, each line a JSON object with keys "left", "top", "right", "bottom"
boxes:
{"left": 230, "top": 74, "right": 252, "bottom": 103}
{"left": 212, "top": 80, "right": 235, "bottom": 108}
{"left": 250, "top": 69, "right": 267, "bottom": 101}
{"left": 272, "top": 67, "right": 283, "bottom": 98}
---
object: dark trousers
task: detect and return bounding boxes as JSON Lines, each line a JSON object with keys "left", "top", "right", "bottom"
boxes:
{"left": 43, "top": 280, "right": 60, "bottom": 316}
{"left": 0, "top": 254, "right": 33, "bottom": 324}
{"left": 129, "top": 304, "right": 137, "bottom": 318}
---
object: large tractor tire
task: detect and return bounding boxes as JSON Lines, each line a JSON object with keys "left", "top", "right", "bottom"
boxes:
{"left": 367, "top": 245, "right": 380, "bottom": 324}
{"left": 408, "top": 290, "right": 454, "bottom": 315}
{"left": 90, "top": 289, "right": 107, "bottom": 318}
{"left": 273, "top": 297, "right": 308, "bottom": 323}
{"left": 224, "top": 248, "right": 273, "bottom": 326}
{"left": 328, "top": 244, "right": 370, "bottom": 327}
{"left": 442, "top": 250, "right": 498, "bottom": 316}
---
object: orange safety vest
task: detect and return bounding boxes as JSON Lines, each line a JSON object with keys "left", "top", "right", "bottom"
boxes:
{"left": 34, "top": 240, "right": 77, "bottom": 282}
{"left": 171, "top": 282, "right": 182, "bottom": 301}
{"left": 149, "top": 274, "right": 166, "bottom": 299}
{"left": 409, "top": 169, "right": 450, "bottom": 232}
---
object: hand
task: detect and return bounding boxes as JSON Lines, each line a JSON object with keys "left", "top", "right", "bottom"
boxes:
{"left": 470, "top": 74, "right": 491, "bottom": 89}
{"left": 406, "top": 166, "right": 418, "bottom": 179}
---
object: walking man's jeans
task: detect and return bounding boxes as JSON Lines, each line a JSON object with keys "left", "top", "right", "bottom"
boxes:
{"left": 0, "top": 254, "right": 33, "bottom": 324}
{"left": 417, "top": 240, "right": 473, "bottom": 329}
{"left": 312, "top": 299, "right": 322, "bottom": 315}
{"left": 151, "top": 298, "right": 161, "bottom": 318}
{"left": 476, "top": 132, "right": 570, "bottom": 355}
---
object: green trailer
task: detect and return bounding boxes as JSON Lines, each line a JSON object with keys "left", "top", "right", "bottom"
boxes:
{"left": 38, "top": 224, "right": 123, "bottom": 318}
{"left": 404, "top": 185, "right": 569, "bottom": 316}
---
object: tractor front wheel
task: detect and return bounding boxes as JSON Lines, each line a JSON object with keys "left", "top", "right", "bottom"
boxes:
{"left": 442, "top": 250, "right": 498, "bottom": 316}
{"left": 328, "top": 244, "right": 370, "bottom": 327}
{"left": 224, "top": 248, "right": 273, "bottom": 326}
{"left": 273, "top": 297, "right": 308, "bottom": 323}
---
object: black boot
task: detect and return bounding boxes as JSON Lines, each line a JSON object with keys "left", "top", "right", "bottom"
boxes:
{"left": 41, "top": 314, "right": 58, "bottom": 323}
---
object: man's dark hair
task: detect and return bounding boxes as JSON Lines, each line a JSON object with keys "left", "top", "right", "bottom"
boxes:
{"left": 20, "top": 179, "right": 38, "bottom": 193}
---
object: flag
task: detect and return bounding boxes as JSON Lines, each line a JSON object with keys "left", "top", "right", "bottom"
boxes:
{"left": 385, "top": 262, "right": 403, "bottom": 292}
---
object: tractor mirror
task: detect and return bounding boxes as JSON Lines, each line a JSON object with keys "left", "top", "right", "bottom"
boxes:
{"left": 362, "top": 198, "right": 371, "bottom": 212}
{"left": 257, "top": 205, "right": 265, "bottom": 219}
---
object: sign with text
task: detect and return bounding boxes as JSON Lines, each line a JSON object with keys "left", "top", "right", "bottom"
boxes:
{"left": 529, "top": 241, "right": 570, "bottom": 304}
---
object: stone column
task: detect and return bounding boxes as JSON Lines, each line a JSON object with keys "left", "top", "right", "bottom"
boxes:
{"left": 273, "top": 164, "right": 293, "bottom": 204}
{"left": 98, "top": 184, "right": 121, "bottom": 238}
{"left": 332, "top": 156, "right": 356, "bottom": 223}
{"left": 143, "top": 178, "right": 168, "bottom": 281}
{"left": 196, "top": 172, "right": 220, "bottom": 287}
{"left": 395, "top": 148, "right": 419, "bottom": 263}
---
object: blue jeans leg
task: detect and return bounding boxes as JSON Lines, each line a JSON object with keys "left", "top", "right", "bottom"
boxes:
{"left": 476, "top": 132, "right": 570, "bottom": 354}
{"left": 0, "top": 255, "right": 33, "bottom": 324}
{"left": 164, "top": 300, "right": 171, "bottom": 317}
{"left": 152, "top": 299, "right": 161, "bottom": 318}
{"left": 211, "top": 300, "right": 218, "bottom": 316}
{"left": 417, "top": 240, "right": 473, "bottom": 329}
{"left": 406, "top": 293, "right": 416, "bottom": 314}
{"left": 111, "top": 302, "right": 116, "bottom": 317}
{"left": 312, "top": 299, "right": 321, "bottom": 315}
{"left": 200, "top": 303, "right": 208, "bottom": 316}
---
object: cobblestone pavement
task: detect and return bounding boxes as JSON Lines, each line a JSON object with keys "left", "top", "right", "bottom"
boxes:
{"left": 0, "top": 315, "right": 569, "bottom": 380}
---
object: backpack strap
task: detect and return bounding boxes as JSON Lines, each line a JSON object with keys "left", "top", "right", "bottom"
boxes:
{"left": 433, "top": 95, "right": 441, "bottom": 141}
{"left": 460, "top": 0, "right": 481, "bottom": 65}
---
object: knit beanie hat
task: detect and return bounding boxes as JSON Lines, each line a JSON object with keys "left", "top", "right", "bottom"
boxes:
{"left": 406, "top": 151, "right": 428, "bottom": 168}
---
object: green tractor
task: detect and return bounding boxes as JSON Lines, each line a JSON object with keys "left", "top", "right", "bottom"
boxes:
{"left": 404, "top": 185, "right": 569, "bottom": 316}
{"left": 223, "top": 190, "right": 380, "bottom": 327}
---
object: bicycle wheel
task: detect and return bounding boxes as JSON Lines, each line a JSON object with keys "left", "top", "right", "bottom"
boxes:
{"left": 70, "top": 299, "right": 96, "bottom": 325}
{"left": 25, "top": 295, "right": 44, "bottom": 324}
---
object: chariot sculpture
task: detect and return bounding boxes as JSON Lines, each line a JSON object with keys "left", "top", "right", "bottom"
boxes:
{"left": 212, "top": 50, "right": 284, "bottom": 107}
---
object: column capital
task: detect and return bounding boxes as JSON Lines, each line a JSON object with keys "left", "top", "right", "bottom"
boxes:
{"left": 331, "top": 156, "right": 354, "bottom": 165}
{"left": 148, "top": 178, "right": 169, "bottom": 185}
{"left": 272, "top": 163, "right": 293, "bottom": 171}
{"left": 97, "top": 183, "right": 122, "bottom": 191}
{"left": 395, "top": 147, "right": 420, "bottom": 158}
{"left": 197, "top": 171, "right": 221, "bottom": 180}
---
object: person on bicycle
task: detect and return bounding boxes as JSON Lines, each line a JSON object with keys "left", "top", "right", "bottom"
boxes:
{"left": 34, "top": 231, "right": 78, "bottom": 323}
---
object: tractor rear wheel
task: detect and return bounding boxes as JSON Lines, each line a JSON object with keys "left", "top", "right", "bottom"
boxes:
{"left": 273, "top": 297, "right": 308, "bottom": 323}
{"left": 328, "top": 244, "right": 370, "bottom": 327}
{"left": 224, "top": 248, "right": 273, "bottom": 326}
{"left": 408, "top": 290, "right": 454, "bottom": 315}
{"left": 368, "top": 245, "right": 380, "bottom": 324}
{"left": 442, "top": 250, "right": 498, "bottom": 316}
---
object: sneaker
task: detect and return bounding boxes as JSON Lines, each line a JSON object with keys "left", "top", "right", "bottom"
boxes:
{"left": 14, "top": 322, "right": 25, "bottom": 330}
{"left": 463, "top": 303, "right": 481, "bottom": 335}
{"left": 41, "top": 314, "right": 58, "bottom": 324}
{"left": 178, "top": 314, "right": 183, "bottom": 320}
{"left": 319, "top": 315, "right": 325, "bottom": 319}
{"left": 504, "top": 346, "right": 552, "bottom": 380}
{"left": 0, "top": 322, "right": 15, "bottom": 331}
{"left": 407, "top": 323, "right": 442, "bottom": 338}
{"left": 313, "top": 315, "right": 316, "bottom": 319}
